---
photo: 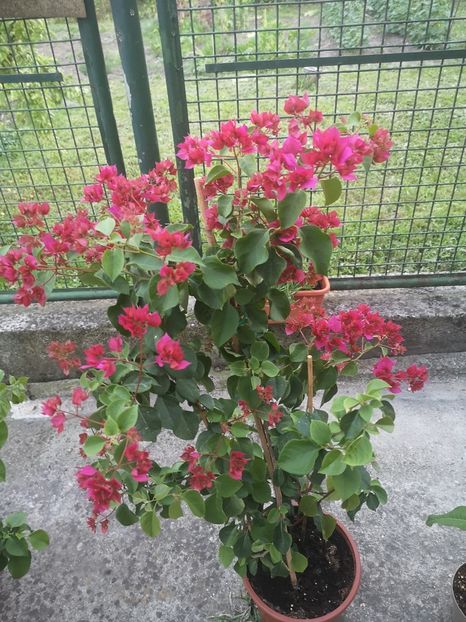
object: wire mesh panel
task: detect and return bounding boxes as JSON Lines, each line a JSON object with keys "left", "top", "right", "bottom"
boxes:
{"left": 0, "top": 9, "right": 122, "bottom": 291}
{"left": 173, "top": 0, "right": 466, "bottom": 283}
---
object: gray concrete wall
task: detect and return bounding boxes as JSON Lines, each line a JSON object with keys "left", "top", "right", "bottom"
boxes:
{"left": 0, "top": 286, "right": 464, "bottom": 382}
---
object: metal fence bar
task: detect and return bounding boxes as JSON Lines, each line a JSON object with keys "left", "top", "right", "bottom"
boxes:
{"left": 78, "top": 0, "right": 125, "bottom": 174}
{"left": 110, "top": 0, "right": 168, "bottom": 224}
{"left": 156, "top": 0, "right": 201, "bottom": 250}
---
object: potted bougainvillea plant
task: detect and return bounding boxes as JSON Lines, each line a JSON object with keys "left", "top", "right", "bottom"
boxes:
{"left": 0, "top": 95, "right": 428, "bottom": 620}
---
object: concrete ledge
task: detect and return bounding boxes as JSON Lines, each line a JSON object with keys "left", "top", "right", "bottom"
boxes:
{"left": 0, "top": 286, "right": 464, "bottom": 382}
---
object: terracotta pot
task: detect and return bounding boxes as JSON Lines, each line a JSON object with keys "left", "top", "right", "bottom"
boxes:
{"left": 452, "top": 564, "right": 466, "bottom": 622}
{"left": 267, "top": 277, "right": 331, "bottom": 326}
{"left": 243, "top": 520, "right": 361, "bottom": 622}
{"left": 293, "top": 276, "right": 330, "bottom": 312}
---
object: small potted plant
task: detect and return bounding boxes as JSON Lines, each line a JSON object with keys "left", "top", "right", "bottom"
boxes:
{"left": 427, "top": 507, "right": 466, "bottom": 621}
{"left": 0, "top": 371, "right": 49, "bottom": 578}
{"left": 0, "top": 95, "right": 427, "bottom": 619}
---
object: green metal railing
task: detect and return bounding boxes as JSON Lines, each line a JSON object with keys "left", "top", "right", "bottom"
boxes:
{"left": 158, "top": 0, "right": 466, "bottom": 288}
{"left": 0, "top": 0, "right": 465, "bottom": 300}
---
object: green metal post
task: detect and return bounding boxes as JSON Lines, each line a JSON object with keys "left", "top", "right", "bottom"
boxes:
{"left": 109, "top": 0, "right": 168, "bottom": 224}
{"left": 78, "top": 0, "right": 125, "bottom": 174}
{"left": 155, "top": 0, "right": 201, "bottom": 250}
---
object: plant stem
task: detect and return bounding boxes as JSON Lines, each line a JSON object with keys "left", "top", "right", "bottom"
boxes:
{"left": 253, "top": 414, "right": 298, "bottom": 589}
{"left": 307, "top": 354, "right": 313, "bottom": 413}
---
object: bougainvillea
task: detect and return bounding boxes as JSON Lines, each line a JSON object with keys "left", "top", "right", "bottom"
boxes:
{"left": 1, "top": 96, "right": 426, "bottom": 589}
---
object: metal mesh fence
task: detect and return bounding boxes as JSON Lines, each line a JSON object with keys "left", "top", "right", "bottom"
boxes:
{"left": 0, "top": 15, "right": 109, "bottom": 286}
{"left": 175, "top": 0, "right": 466, "bottom": 281}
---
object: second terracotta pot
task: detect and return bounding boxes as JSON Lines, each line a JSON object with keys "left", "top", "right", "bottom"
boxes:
{"left": 243, "top": 519, "right": 361, "bottom": 622}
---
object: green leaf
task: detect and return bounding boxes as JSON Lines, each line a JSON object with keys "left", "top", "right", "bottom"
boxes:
{"left": 155, "top": 396, "right": 199, "bottom": 440}
{"left": 239, "top": 154, "right": 256, "bottom": 176}
{"left": 215, "top": 474, "right": 243, "bottom": 498}
{"left": 289, "top": 343, "right": 308, "bottom": 363}
{"left": 299, "top": 225, "right": 333, "bottom": 275}
{"left": 376, "top": 416, "right": 395, "bottom": 433}
{"left": 6, "top": 537, "right": 29, "bottom": 557}
{"left": 205, "top": 494, "right": 227, "bottom": 524}
{"left": 344, "top": 436, "right": 373, "bottom": 467}
{"left": 331, "top": 467, "right": 362, "bottom": 501}
{"left": 234, "top": 229, "right": 269, "bottom": 274}
{"left": 251, "top": 197, "right": 275, "bottom": 221}
{"left": 182, "top": 490, "right": 205, "bottom": 518}
{"left": 277, "top": 440, "right": 319, "bottom": 476}
{"left": 211, "top": 304, "right": 239, "bottom": 347}
{"left": 319, "top": 450, "right": 346, "bottom": 476}
{"left": 217, "top": 195, "right": 233, "bottom": 219}
{"left": 310, "top": 420, "right": 331, "bottom": 446}
{"left": 273, "top": 523, "right": 292, "bottom": 554}
{"left": 291, "top": 551, "right": 308, "bottom": 573}
{"left": 230, "top": 422, "right": 251, "bottom": 438}
{"left": 223, "top": 495, "right": 245, "bottom": 517}
{"left": 219, "top": 544, "right": 235, "bottom": 568}
{"left": 102, "top": 248, "right": 125, "bottom": 283}
{"left": 268, "top": 287, "right": 290, "bottom": 321}
{"left": 140, "top": 511, "right": 161, "bottom": 538}
{"left": 251, "top": 341, "right": 269, "bottom": 361}
{"left": 366, "top": 379, "right": 391, "bottom": 394}
{"left": 6, "top": 512, "right": 27, "bottom": 528}
{"left": 261, "top": 361, "right": 280, "bottom": 378}
{"left": 168, "top": 499, "right": 184, "bottom": 519}
{"left": 201, "top": 256, "right": 240, "bottom": 289}
{"left": 0, "top": 458, "right": 5, "bottom": 482}
{"left": 322, "top": 515, "right": 337, "bottom": 540}
{"left": 116, "top": 504, "right": 139, "bottom": 526}
{"left": 426, "top": 506, "right": 466, "bottom": 531}
{"left": 278, "top": 190, "right": 307, "bottom": 229}
{"left": 95, "top": 217, "right": 116, "bottom": 236}
{"left": 28, "top": 530, "right": 49, "bottom": 551}
{"left": 83, "top": 435, "right": 106, "bottom": 458}
{"left": 0, "top": 420, "right": 8, "bottom": 449}
{"left": 299, "top": 495, "right": 318, "bottom": 517}
{"left": 206, "top": 164, "right": 231, "bottom": 185}
{"left": 167, "top": 246, "right": 203, "bottom": 266}
{"left": 320, "top": 176, "right": 342, "bottom": 206}
{"left": 8, "top": 552, "right": 31, "bottom": 579}
{"left": 117, "top": 406, "right": 139, "bottom": 433}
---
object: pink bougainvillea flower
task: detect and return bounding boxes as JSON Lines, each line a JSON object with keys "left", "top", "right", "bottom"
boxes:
{"left": 284, "top": 93, "right": 310, "bottom": 115}
{"left": 189, "top": 465, "right": 215, "bottom": 491}
{"left": 155, "top": 334, "right": 190, "bottom": 371}
{"left": 229, "top": 451, "right": 249, "bottom": 480}
{"left": 82, "top": 183, "right": 104, "bottom": 203}
{"left": 72, "top": 387, "right": 89, "bottom": 407}
{"left": 12, "top": 202, "right": 49, "bottom": 229}
{"left": 77, "top": 466, "right": 122, "bottom": 515}
{"left": 107, "top": 335, "right": 123, "bottom": 353}
{"left": 47, "top": 340, "right": 81, "bottom": 376}
{"left": 371, "top": 128, "right": 393, "bottom": 163}
{"left": 372, "top": 357, "right": 406, "bottom": 393}
{"left": 405, "top": 364, "right": 428, "bottom": 392}
{"left": 176, "top": 135, "right": 212, "bottom": 168}
{"left": 118, "top": 304, "right": 161, "bottom": 338}
{"left": 181, "top": 445, "right": 200, "bottom": 472}
{"left": 124, "top": 442, "right": 152, "bottom": 483}
{"left": 41, "top": 395, "right": 66, "bottom": 433}
{"left": 250, "top": 110, "right": 281, "bottom": 134}
{"left": 268, "top": 403, "right": 283, "bottom": 428}
{"left": 96, "top": 164, "right": 118, "bottom": 184}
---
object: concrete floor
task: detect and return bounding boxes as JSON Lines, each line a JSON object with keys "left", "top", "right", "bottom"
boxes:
{"left": 0, "top": 353, "right": 465, "bottom": 622}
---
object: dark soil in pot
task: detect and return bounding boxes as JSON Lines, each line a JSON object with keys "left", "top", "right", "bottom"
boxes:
{"left": 454, "top": 563, "right": 466, "bottom": 615}
{"left": 249, "top": 523, "right": 354, "bottom": 619}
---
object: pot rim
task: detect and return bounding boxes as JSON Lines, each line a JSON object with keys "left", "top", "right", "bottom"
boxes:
{"left": 452, "top": 563, "right": 466, "bottom": 619}
{"left": 243, "top": 518, "right": 361, "bottom": 622}
{"left": 293, "top": 276, "right": 331, "bottom": 299}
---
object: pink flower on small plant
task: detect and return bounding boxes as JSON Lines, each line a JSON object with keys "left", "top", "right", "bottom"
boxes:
{"left": 118, "top": 304, "right": 161, "bottom": 338}
{"left": 229, "top": 451, "right": 249, "bottom": 481}
{"left": 155, "top": 334, "right": 190, "bottom": 371}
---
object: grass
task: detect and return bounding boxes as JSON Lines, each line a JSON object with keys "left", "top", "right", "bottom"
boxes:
{"left": 0, "top": 1, "right": 465, "bottom": 288}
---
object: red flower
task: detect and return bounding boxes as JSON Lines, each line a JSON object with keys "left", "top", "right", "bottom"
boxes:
{"left": 405, "top": 365, "right": 428, "bottom": 392}
{"left": 284, "top": 94, "right": 310, "bottom": 115}
{"left": 229, "top": 451, "right": 249, "bottom": 481}
{"left": 82, "top": 183, "right": 104, "bottom": 203}
{"left": 124, "top": 442, "right": 152, "bottom": 483}
{"left": 72, "top": 387, "right": 89, "bottom": 407}
{"left": 118, "top": 304, "right": 161, "bottom": 338}
{"left": 47, "top": 340, "right": 81, "bottom": 375}
{"left": 189, "top": 465, "right": 215, "bottom": 491}
{"left": 77, "top": 466, "right": 122, "bottom": 515}
{"left": 155, "top": 334, "right": 190, "bottom": 371}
